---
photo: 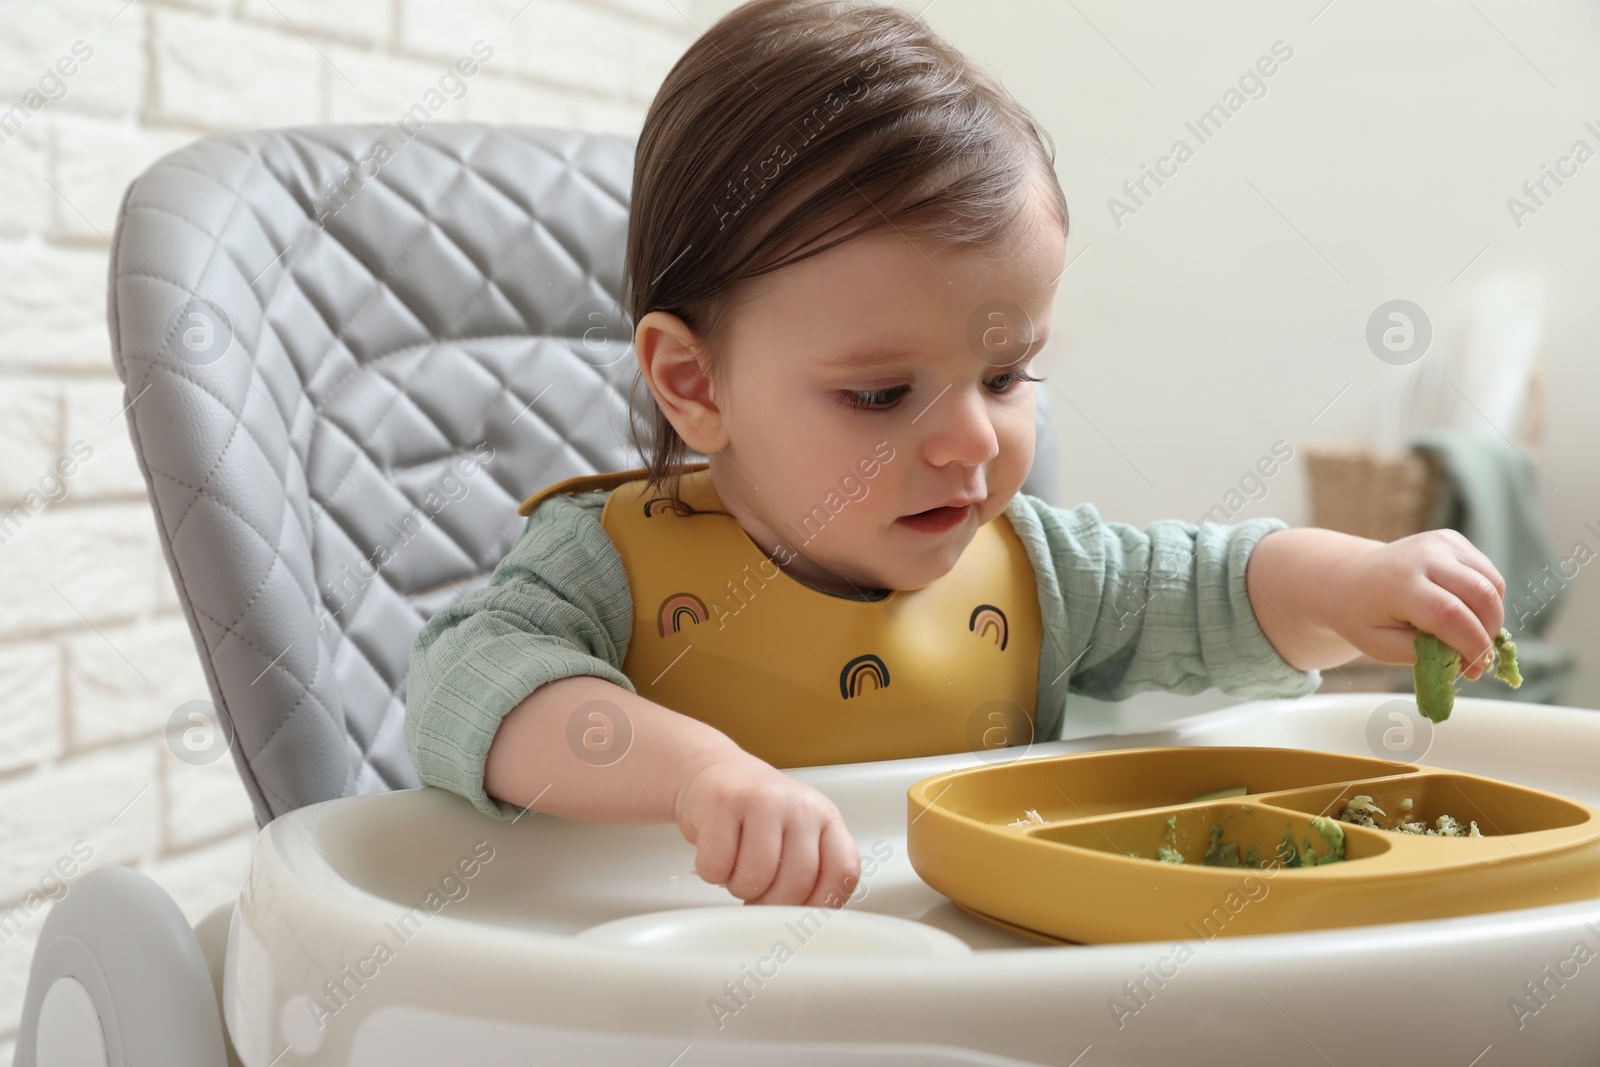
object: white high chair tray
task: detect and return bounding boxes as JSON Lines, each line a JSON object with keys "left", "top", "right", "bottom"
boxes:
{"left": 225, "top": 693, "right": 1600, "bottom": 1066}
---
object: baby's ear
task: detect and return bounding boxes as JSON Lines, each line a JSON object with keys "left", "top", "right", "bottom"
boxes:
{"left": 635, "top": 311, "right": 728, "bottom": 453}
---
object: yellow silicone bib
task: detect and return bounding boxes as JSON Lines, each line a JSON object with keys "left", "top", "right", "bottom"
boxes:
{"left": 520, "top": 464, "right": 1042, "bottom": 767}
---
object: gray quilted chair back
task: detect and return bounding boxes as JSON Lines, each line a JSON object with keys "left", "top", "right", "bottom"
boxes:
{"left": 107, "top": 124, "right": 1062, "bottom": 828}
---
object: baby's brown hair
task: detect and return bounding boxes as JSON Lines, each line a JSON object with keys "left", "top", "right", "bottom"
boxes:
{"left": 624, "top": 0, "right": 1068, "bottom": 501}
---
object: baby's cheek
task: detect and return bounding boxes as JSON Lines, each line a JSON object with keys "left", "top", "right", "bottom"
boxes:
{"left": 990, "top": 456, "right": 1029, "bottom": 504}
{"left": 995, "top": 404, "right": 1034, "bottom": 458}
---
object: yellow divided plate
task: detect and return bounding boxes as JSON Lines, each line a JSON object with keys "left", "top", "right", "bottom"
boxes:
{"left": 905, "top": 747, "right": 1600, "bottom": 944}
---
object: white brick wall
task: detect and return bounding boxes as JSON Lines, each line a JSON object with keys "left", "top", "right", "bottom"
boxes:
{"left": 0, "top": 0, "right": 690, "bottom": 1048}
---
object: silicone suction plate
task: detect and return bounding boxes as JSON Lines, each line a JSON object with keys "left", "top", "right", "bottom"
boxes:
{"left": 906, "top": 747, "right": 1600, "bottom": 944}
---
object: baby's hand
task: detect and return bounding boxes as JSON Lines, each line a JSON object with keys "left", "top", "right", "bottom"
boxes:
{"left": 673, "top": 755, "right": 860, "bottom": 908}
{"left": 1320, "top": 529, "right": 1506, "bottom": 678}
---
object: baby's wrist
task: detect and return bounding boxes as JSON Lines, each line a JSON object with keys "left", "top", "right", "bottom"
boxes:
{"left": 1247, "top": 527, "right": 1368, "bottom": 669}
{"left": 670, "top": 736, "right": 753, "bottom": 812}
{"left": 1313, "top": 531, "right": 1384, "bottom": 633}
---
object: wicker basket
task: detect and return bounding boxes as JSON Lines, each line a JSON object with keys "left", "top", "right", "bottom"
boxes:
{"left": 1305, "top": 364, "right": 1547, "bottom": 544}
{"left": 1303, "top": 446, "right": 1441, "bottom": 543}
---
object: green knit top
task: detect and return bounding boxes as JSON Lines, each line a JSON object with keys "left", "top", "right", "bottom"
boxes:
{"left": 404, "top": 490, "right": 1321, "bottom": 819}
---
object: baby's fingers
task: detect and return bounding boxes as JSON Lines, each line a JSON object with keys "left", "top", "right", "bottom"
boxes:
{"left": 1437, "top": 528, "right": 1507, "bottom": 599}
{"left": 746, "top": 815, "right": 819, "bottom": 907}
{"left": 1410, "top": 571, "right": 1498, "bottom": 678}
{"left": 1361, "top": 624, "right": 1429, "bottom": 666}
{"left": 1429, "top": 560, "right": 1505, "bottom": 678}
{"left": 1432, "top": 555, "right": 1506, "bottom": 633}
{"left": 690, "top": 802, "right": 742, "bottom": 890}
{"left": 727, "top": 804, "right": 783, "bottom": 901}
{"left": 805, "top": 817, "right": 861, "bottom": 909}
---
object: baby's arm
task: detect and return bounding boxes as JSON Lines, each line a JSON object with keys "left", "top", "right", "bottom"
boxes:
{"left": 485, "top": 673, "right": 741, "bottom": 823}
{"left": 1244, "top": 526, "right": 1506, "bottom": 678}
{"left": 486, "top": 674, "right": 860, "bottom": 907}
{"left": 405, "top": 490, "right": 857, "bottom": 907}
{"left": 1009, "top": 496, "right": 1322, "bottom": 706}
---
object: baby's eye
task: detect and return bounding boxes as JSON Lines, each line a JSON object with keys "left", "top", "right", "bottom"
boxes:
{"left": 838, "top": 385, "right": 909, "bottom": 411}
{"left": 837, "top": 370, "right": 1046, "bottom": 412}
{"left": 985, "top": 369, "right": 1046, "bottom": 393}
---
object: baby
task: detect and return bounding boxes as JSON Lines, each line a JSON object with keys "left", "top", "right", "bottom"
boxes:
{"left": 404, "top": 0, "right": 1506, "bottom": 912}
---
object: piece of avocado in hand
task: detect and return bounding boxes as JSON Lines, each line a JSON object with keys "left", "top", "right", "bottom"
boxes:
{"left": 1492, "top": 629, "right": 1523, "bottom": 687}
{"left": 1412, "top": 628, "right": 1522, "bottom": 723}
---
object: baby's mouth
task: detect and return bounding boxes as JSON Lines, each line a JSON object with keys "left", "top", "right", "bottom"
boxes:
{"left": 895, "top": 503, "right": 973, "bottom": 533}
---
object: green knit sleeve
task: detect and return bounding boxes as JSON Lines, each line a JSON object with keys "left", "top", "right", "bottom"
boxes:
{"left": 403, "top": 490, "right": 636, "bottom": 820}
{"left": 1004, "top": 495, "right": 1321, "bottom": 740}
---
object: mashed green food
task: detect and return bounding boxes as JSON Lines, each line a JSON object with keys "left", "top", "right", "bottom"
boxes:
{"left": 1413, "top": 628, "right": 1522, "bottom": 723}
{"left": 1276, "top": 817, "right": 1347, "bottom": 868}
{"left": 1141, "top": 814, "right": 1346, "bottom": 868}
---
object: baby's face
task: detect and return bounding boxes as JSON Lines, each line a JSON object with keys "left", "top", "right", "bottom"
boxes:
{"left": 708, "top": 185, "right": 1066, "bottom": 593}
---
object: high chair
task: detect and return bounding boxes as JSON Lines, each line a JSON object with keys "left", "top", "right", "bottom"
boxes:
{"left": 16, "top": 124, "right": 1600, "bottom": 1067}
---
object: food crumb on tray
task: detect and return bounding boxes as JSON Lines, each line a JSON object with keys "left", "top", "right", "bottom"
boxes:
{"left": 1336, "top": 794, "right": 1483, "bottom": 837}
{"left": 1008, "top": 808, "right": 1046, "bottom": 828}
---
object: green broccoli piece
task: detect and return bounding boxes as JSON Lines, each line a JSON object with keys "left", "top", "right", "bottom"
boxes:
{"left": 1310, "top": 816, "right": 1346, "bottom": 864}
{"left": 1154, "top": 814, "right": 1185, "bottom": 863}
{"left": 1200, "top": 824, "right": 1263, "bottom": 868}
{"left": 1413, "top": 627, "right": 1523, "bottom": 723}
{"left": 1275, "top": 818, "right": 1346, "bottom": 867}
